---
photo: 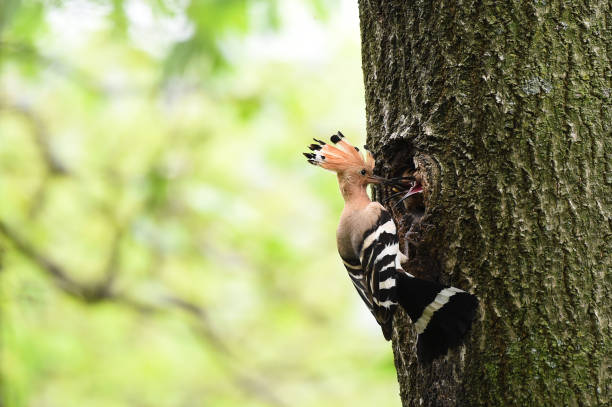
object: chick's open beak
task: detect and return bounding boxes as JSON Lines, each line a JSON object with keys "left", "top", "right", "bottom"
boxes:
{"left": 404, "top": 183, "right": 423, "bottom": 197}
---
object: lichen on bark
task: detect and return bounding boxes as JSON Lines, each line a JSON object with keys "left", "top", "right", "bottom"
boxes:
{"left": 358, "top": 0, "right": 611, "bottom": 406}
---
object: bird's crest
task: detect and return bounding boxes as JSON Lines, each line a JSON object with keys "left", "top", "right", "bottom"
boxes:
{"left": 303, "top": 131, "right": 375, "bottom": 173}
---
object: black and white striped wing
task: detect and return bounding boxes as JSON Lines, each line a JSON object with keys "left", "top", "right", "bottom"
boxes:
{"left": 342, "top": 254, "right": 395, "bottom": 339}
{"left": 339, "top": 209, "right": 400, "bottom": 339}
{"left": 342, "top": 257, "right": 373, "bottom": 311}
{"left": 341, "top": 208, "right": 479, "bottom": 357}
{"left": 358, "top": 210, "right": 400, "bottom": 333}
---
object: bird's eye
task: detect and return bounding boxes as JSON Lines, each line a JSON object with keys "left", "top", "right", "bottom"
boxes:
{"left": 360, "top": 169, "right": 367, "bottom": 175}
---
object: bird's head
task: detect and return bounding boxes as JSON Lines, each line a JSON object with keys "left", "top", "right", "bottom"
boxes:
{"left": 303, "top": 132, "right": 387, "bottom": 188}
{"left": 304, "top": 132, "right": 389, "bottom": 203}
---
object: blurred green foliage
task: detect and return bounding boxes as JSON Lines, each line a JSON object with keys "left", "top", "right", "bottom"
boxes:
{"left": 0, "top": 1, "right": 399, "bottom": 406}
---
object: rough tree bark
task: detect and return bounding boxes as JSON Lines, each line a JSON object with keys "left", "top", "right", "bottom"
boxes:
{"left": 357, "top": 1, "right": 610, "bottom": 406}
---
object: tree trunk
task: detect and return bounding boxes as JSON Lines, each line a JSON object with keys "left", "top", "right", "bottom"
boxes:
{"left": 357, "top": 1, "right": 611, "bottom": 406}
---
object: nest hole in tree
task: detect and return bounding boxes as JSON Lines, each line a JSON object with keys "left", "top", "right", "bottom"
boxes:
{"left": 379, "top": 141, "right": 441, "bottom": 281}
{"left": 392, "top": 164, "right": 426, "bottom": 260}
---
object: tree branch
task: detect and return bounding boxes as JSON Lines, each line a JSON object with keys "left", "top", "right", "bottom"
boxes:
{"left": 0, "top": 219, "right": 288, "bottom": 407}
{"left": 0, "top": 219, "right": 113, "bottom": 301}
{"left": 0, "top": 101, "right": 69, "bottom": 175}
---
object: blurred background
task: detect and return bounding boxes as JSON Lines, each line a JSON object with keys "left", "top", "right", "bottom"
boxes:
{"left": 0, "top": 0, "right": 399, "bottom": 406}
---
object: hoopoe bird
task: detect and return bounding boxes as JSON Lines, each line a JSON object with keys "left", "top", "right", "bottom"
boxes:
{"left": 304, "top": 132, "right": 478, "bottom": 363}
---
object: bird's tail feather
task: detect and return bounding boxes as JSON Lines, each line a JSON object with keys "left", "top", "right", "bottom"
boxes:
{"left": 396, "top": 272, "right": 478, "bottom": 363}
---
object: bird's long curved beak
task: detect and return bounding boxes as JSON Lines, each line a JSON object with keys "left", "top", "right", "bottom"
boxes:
{"left": 367, "top": 175, "right": 389, "bottom": 184}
